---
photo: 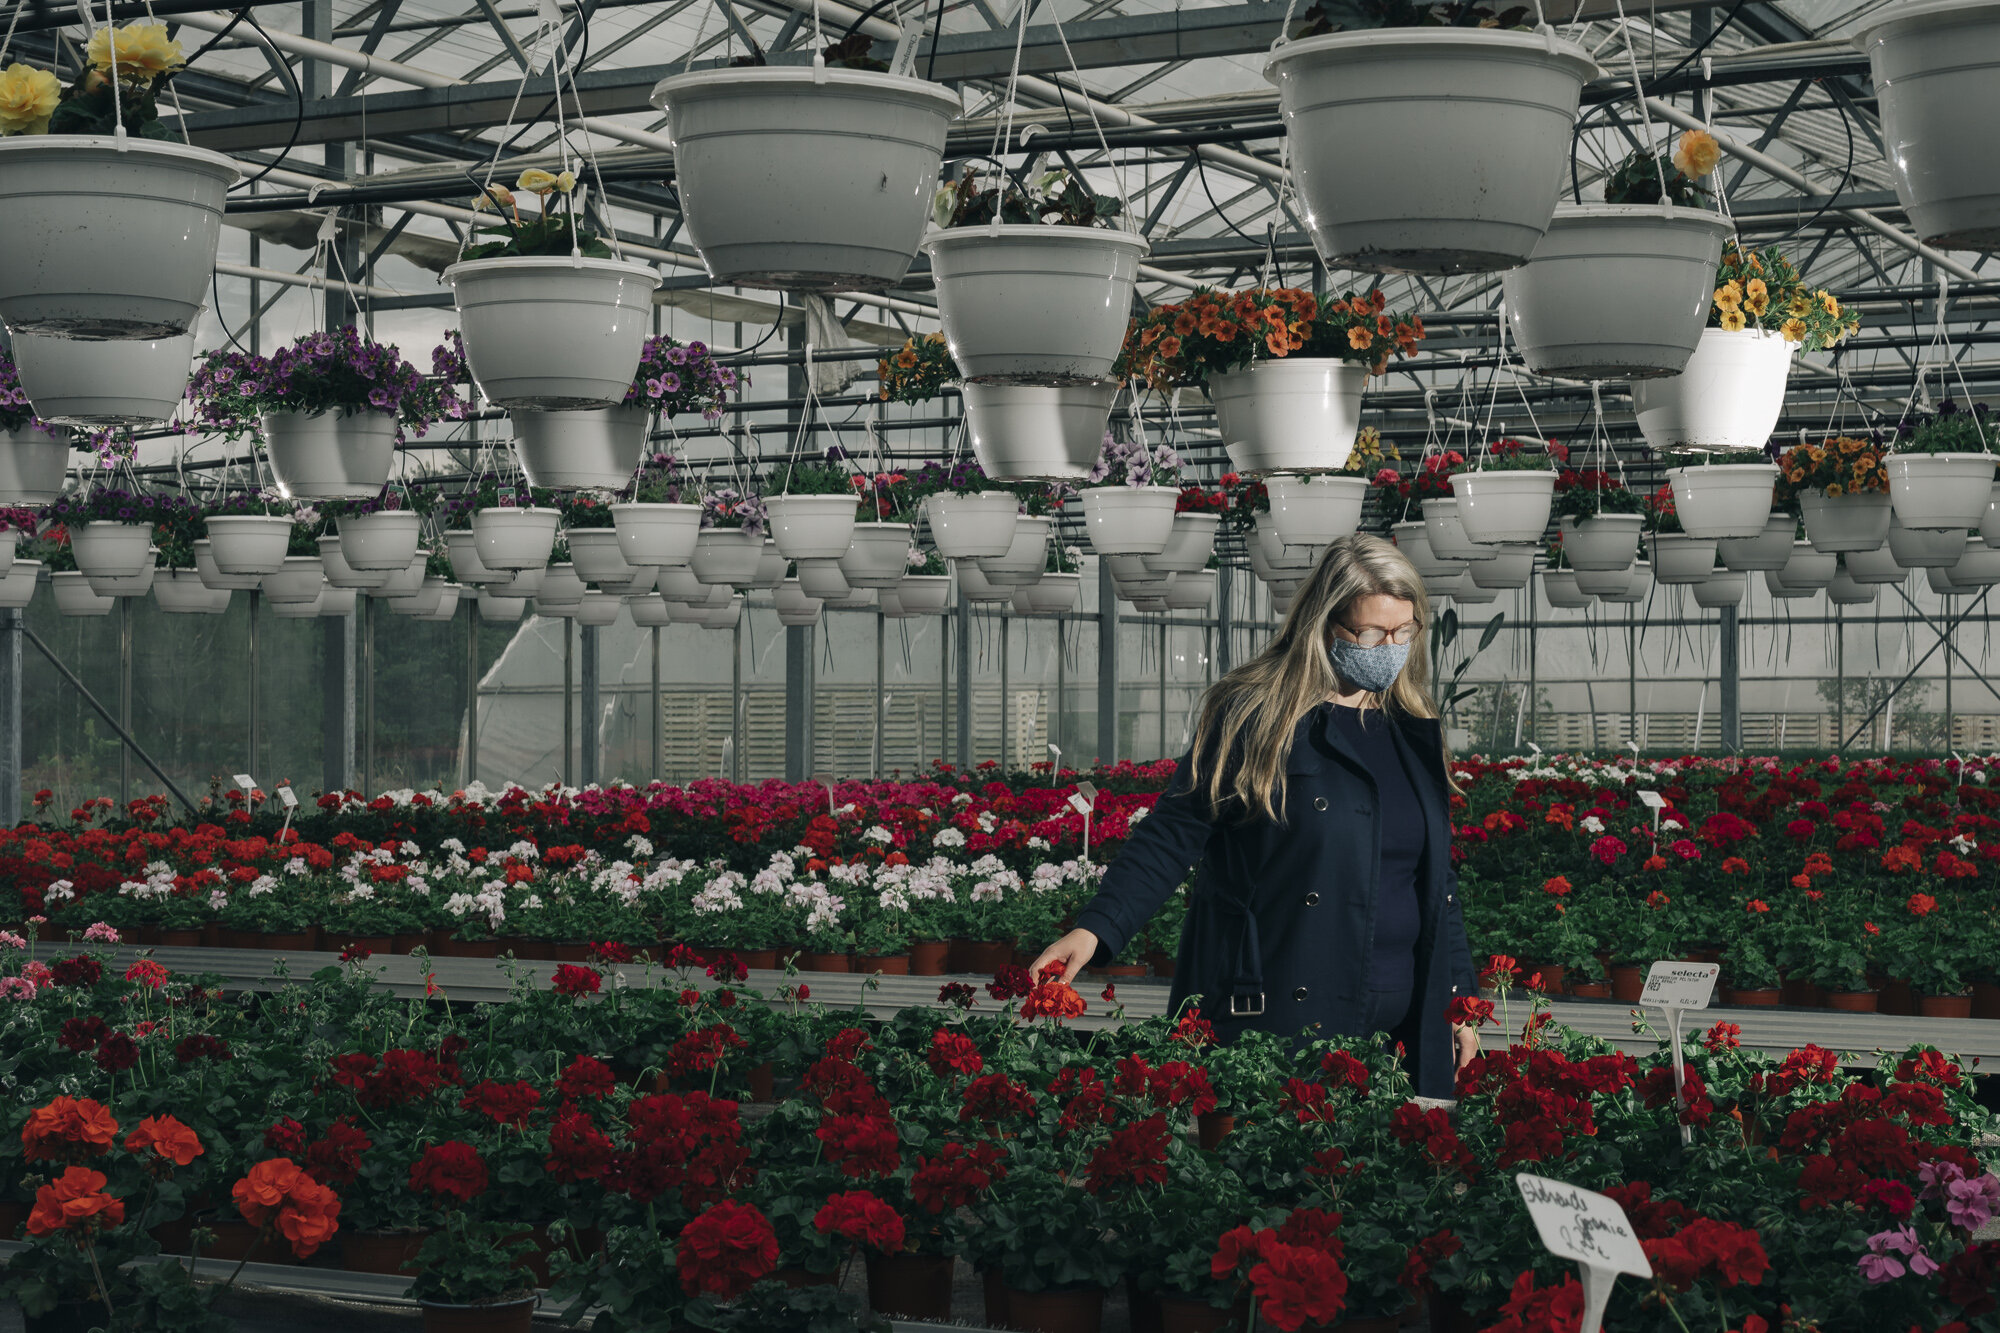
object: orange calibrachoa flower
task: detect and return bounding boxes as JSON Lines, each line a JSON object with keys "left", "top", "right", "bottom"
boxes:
{"left": 232, "top": 1157, "right": 342, "bottom": 1257}
{"left": 23, "top": 1096, "right": 119, "bottom": 1164}
{"left": 26, "top": 1166, "right": 124, "bottom": 1237}
{"left": 1122, "top": 286, "right": 1422, "bottom": 391}
{"left": 125, "top": 1115, "right": 203, "bottom": 1169}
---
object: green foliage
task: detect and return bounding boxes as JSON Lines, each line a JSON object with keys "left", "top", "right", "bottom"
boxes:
{"left": 934, "top": 166, "right": 1124, "bottom": 230}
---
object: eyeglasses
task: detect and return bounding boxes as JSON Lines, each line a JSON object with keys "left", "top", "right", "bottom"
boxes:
{"left": 1338, "top": 621, "right": 1420, "bottom": 649}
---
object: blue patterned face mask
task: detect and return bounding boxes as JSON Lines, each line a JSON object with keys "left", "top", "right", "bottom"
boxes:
{"left": 1328, "top": 637, "right": 1409, "bottom": 692}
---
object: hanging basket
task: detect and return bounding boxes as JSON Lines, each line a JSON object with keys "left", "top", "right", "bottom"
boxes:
{"left": 1542, "top": 568, "right": 1592, "bottom": 608}
{"left": 1597, "top": 561, "right": 1652, "bottom": 603}
{"left": 1142, "top": 513, "right": 1219, "bottom": 576}
{"left": 13, "top": 329, "right": 193, "bottom": 427}
{"left": 1467, "top": 543, "right": 1535, "bottom": 589}
{"left": 1556, "top": 514, "right": 1643, "bottom": 571}
{"left": 764, "top": 494, "right": 861, "bottom": 561}
{"left": 1841, "top": 543, "right": 1906, "bottom": 584}
{"left": 204, "top": 515, "right": 293, "bottom": 576}
{"left": 0, "top": 560, "right": 35, "bottom": 610}
{"left": 794, "top": 559, "right": 851, "bottom": 601}
{"left": 1164, "top": 567, "right": 1217, "bottom": 611}
{"left": 1716, "top": 513, "right": 1798, "bottom": 572}
{"left": 923, "top": 226, "right": 1149, "bottom": 384}
{"left": 260, "top": 410, "right": 398, "bottom": 500}
{"left": 534, "top": 562, "right": 586, "bottom": 607}
{"left": 1647, "top": 532, "right": 1720, "bottom": 584}
{"left": 649, "top": 67, "right": 960, "bottom": 291}
{"left": 84, "top": 556, "right": 155, "bottom": 598}
{"left": 337, "top": 511, "right": 424, "bottom": 571}
{"left": 321, "top": 536, "right": 390, "bottom": 589}
{"left": 897, "top": 574, "right": 953, "bottom": 613}
{"left": 974, "top": 516, "right": 1051, "bottom": 587}
{"left": 193, "top": 539, "right": 263, "bottom": 591}
{"left": 961, "top": 382, "right": 1117, "bottom": 482}
{"left": 0, "top": 136, "right": 239, "bottom": 339}
{"left": 1390, "top": 519, "right": 1466, "bottom": 580}
{"left": 1079, "top": 486, "right": 1179, "bottom": 556}
{"left": 509, "top": 405, "right": 650, "bottom": 490}
{"left": 690, "top": 528, "right": 764, "bottom": 586}
{"left": 0, "top": 424, "right": 71, "bottom": 506}
{"left": 1502, "top": 204, "right": 1735, "bottom": 379}
{"left": 68, "top": 522, "right": 153, "bottom": 579}
{"left": 1209, "top": 358, "right": 1366, "bottom": 474}
{"left": 1886, "top": 452, "right": 1998, "bottom": 530}
{"left": 1777, "top": 542, "right": 1838, "bottom": 590}
{"left": 924, "top": 491, "right": 1018, "bottom": 558}
{"left": 1255, "top": 524, "right": 1321, "bottom": 577}
{"left": 1014, "top": 572, "right": 1078, "bottom": 614}
{"left": 570, "top": 590, "right": 622, "bottom": 627}
{"left": 1954, "top": 535, "right": 2000, "bottom": 584}
{"left": 565, "top": 529, "right": 636, "bottom": 586}
{"left": 445, "top": 258, "right": 660, "bottom": 409}
{"left": 697, "top": 595, "right": 745, "bottom": 629}
{"left": 1633, "top": 328, "right": 1796, "bottom": 452}
{"left": 1451, "top": 470, "right": 1558, "bottom": 544}
{"left": 1827, "top": 568, "right": 1880, "bottom": 605}
{"left": 775, "top": 579, "right": 823, "bottom": 624}
{"left": 479, "top": 591, "right": 528, "bottom": 622}
{"left": 262, "top": 556, "right": 326, "bottom": 604}
{"left": 490, "top": 564, "right": 545, "bottom": 598}
{"left": 1764, "top": 568, "right": 1817, "bottom": 600}
{"left": 1263, "top": 29, "right": 1596, "bottom": 274}
{"left": 954, "top": 560, "right": 1012, "bottom": 603}
{"left": 1886, "top": 516, "right": 1969, "bottom": 568}
{"left": 472, "top": 507, "right": 560, "bottom": 572}
{"left": 1857, "top": 0, "right": 2000, "bottom": 250}
{"left": 50, "top": 570, "right": 112, "bottom": 616}
{"left": 1266, "top": 475, "right": 1368, "bottom": 547}
{"left": 1572, "top": 563, "right": 1636, "bottom": 596}
{"left": 1690, "top": 570, "right": 1746, "bottom": 608}
{"left": 0, "top": 533, "right": 17, "bottom": 580}
{"left": 371, "top": 555, "right": 428, "bottom": 600}
{"left": 1668, "top": 463, "right": 1779, "bottom": 539}
{"left": 607, "top": 502, "right": 701, "bottom": 569}
{"left": 1422, "top": 496, "right": 1497, "bottom": 562}
{"left": 270, "top": 588, "right": 327, "bottom": 618}
{"left": 440, "top": 531, "right": 499, "bottom": 585}
{"left": 1799, "top": 489, "right": 1893, "bottom": 552}
{"left": 840, "top": 522, "right": 915, "bottom": 589}
{"left": 154, "top": 569, "right": 228, "bottom": 615}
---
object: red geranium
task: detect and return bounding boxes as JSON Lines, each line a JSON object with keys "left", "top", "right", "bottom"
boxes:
{"left": 926, "top": 1029, "right": 983, "bottom": 1079}
{"left": 677, "top": 1200, "right": 779, "bottom": 1299}
{"left": 558, "top": 1054, "right": 617, "bottom": 1102}
{"left": 551, "top": 964, "right": 602, "bottom": 997}
{"left": 813, "top": 1189, "right": 906, "bottom": 1252}
{"left": 459, "top": 1079, "right": 542, "bottom": 1128}
{"left": 408, "top": 1140, "right": 488, "bottom": 1203}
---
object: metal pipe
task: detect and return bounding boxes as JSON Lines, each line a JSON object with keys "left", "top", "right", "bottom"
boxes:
{"left": 22, "top": 627, "right": 196, "bottom": 812}
{"left": 731, "top": 616, "right": 744, "bottom": 782}
{"left": 0, "top": 609, "right": 19, "bottom": 827}
{"left": 362, "top": 594, "right": 375, "bottom": 795}
{"left": 214, "top": 261, "right": 402, "bottom": 302}
{"left": 465, "top": 605, "right": 479, "bottom": 787}
{"left": 562, "top": 617, "right": 574, "bottom": 788}
{"left": 119, "top": 598, "right": 132, "bottom": 806}
{"left": 651, "top": 626, "right": 662, "bottom": 783}
{"left": 247, "top": 590, "right": 260, "bottom": 780}
{"left": 873, "top": 611, "right": 885, "bottom": 780}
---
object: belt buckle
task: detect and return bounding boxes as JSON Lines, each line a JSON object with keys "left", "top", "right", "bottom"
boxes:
{"left": 1228, "top": 991, "right": 1265, "bottom": 1018}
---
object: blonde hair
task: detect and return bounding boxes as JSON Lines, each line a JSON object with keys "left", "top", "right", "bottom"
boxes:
{"left": 1187, "top": 532, "right": 1441, "bottom": 824}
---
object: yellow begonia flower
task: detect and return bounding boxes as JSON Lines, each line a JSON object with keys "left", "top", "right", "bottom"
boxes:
{"left": 86, "top": 22, "right": 183, "bottom": 79}
{"left": 516, "top": 168, "right": 560, "bottom": 195}
{"left": 1672, "top": 128, "right": 1722, "bottom": 179}
{"left": 0, "top": 63, "right": 60, "bottom": 135}
{"left": 555, "top": 169, "right": 576, "bottom": 194}
{"left": 472, "top": 184, "right": 515, "bottom": 211}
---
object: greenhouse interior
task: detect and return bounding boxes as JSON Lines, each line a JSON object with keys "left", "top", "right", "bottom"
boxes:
{"left": 4, "top": 0, "right": 2000, "bottom": 1328}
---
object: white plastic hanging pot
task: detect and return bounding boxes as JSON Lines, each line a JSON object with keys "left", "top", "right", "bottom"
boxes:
{"left": 0, "top": 425, "right": 70, "bottom": 506}
{"left": 440, "top": 531, "right": 498, "bottom": 585}
{"left": 414, "top": 585, "right": 463, "bottom": 621}
{"left": 897, "top": 574, "right": 953, "bottom": 613}
{"left": 1079, "top": 485, "right": 1179, "bottom": 556}
{"left": 371, "top": 554, "right": 428, "bottom": 600}
{"left": 259, "top": 410, "right": 399, "bottom": 500}
{"left": 1502, "top": 204, "right": 1734, "bottom": 379}
{"left": 1856, "top": 0, "right": 2000, "bottom": 250}
{"left": 84, "top": 555, "right": 156, "bottom": 599}
{"left": 1264, "top": 29, "right": 1596, "bottom": 273}
{"left": 1267, "top": 475, "right": 1369, "bottom": 547}
{"left": 534, "top": 562, "right": 586, "bottom": 608}
{"left": 612, "top": 500, "right": 708, "bottom": 568}
{"left": 472, "top": 507, "right": 560, "bottom": 572}
{"left": 491, "top": 565, "right": 545, "bottom": 598}
{"left": 924, "top": 491, "right": 1018, "bottom": 558}
{"left": 564, "top": 529, "right": 636, "bottom": 586}
{"left": 1777, "top": 542, "right": 1838, "bottom": 590}
{"left": 389, "top": 576, "right": 449, "bottom": 617}
{"left": 270, "top": 589, "right": 327, "bottom": 619}
{"left": 955, "top": 561, "right": 1010, "bottom": 603}
{"left": 1016, "top": 572, "right": 1079, "bottom": 614}
{"left": 1981, "top": 479, "right": 2000, "bottom": 544}
{"left": 878, "top": 588, "right": 912, "bottom": 618}
{"left": 973, "top": 516, "right": 1050, "bottom": 586}
{"left": 650, "top": 67, "right": 960, "bottom": 291}
{"left": 509, "top": 405, "right": 650, "bottom": 490}
{"left": 793, "top": 558, "right": 851, "bottom": 601}
{"left": 750, "top": 541, "right": 786, "bottom": 590}
{"left": 1886, "top": 516, "right": 1969, "bottom": 568}
{"left": 1423, "top": 497, "right": 1498, "bottom": 562}
{"left": 204, "top": 515, "right": 293, "bottom": 576}
{"left": 1953, "top": 534, "right": 2000, "bottom": 584}
{"left": 1596, "top": 562, "right": 1653, "bottom": 603}
{"left": 570, "top": 590, "right": 622, "bottom": 627}
{"left": 1717, "top": 513, "right": 1798, "bottom": 572}
{"left": 1799, "top": 489, "right": 1893, "bottom": 552}
{"left": 1164, "top": 568, "right": 1217, "bottom": 611}
{"left": 690, "top": 527, "right": 764, "bottom": 586}
{"left": 1542, "top": 569, "right": 1592, "bottom": 608}
{"left": 698, "top": 595, "right": 745, "bottom": 629}
{"left": 1668, "top": 463, "right": 1779, "bottom": 539}
{"left": 0, "top": 531, "right": 19, "bottom": 579}
{"left": 1556, "top": 514, "right": 1643, "bottom": 571}
{"left": 1841, "top": 544, "right": 1906, "bottom": 584}
{"left": 1210, "top": 359, "right": 1367, "bottom": 474}
{"left": 1142, "top": 513, "right": 1220, "bottom": 575}
{"left": 337, "top": 511, "right": 423, "bottom": 571}
{"left": 1691, "top": 571, "right": 1746, "bottom": 608}
{"left": 775, "top": 579, "right": 823, "bottom": 623}
{"left": 445, "top": 258, "right": 659, "bottom": 409}
{"left": 1391, "top": 519, "right": 1466, "bottom": 580}
{"left": 192, "top": 540, "right": 261, "bottom": 591}
{"left": 762, "top": 494, "right": 859, "bottom": 561}
{"left": 478, "top": 591, "right": 528, "bottom": 622}
{"left": 923, "top": 226, "right": 1150, "bottom": 383}
{"left": 1633, "top": 329, "right": 1796, "bottom": 452}
{"left": 1647, "top": 532, "right": 1720, "bottom": 584}
{"left": 1827, "top": 569, "right": 1879, "bottom": 605}
{"left": 1764, "top": 569, "right": 1817, "bottom": 600}
{"left": 0, "top": 561, "right": 36, "bottom": 609}
{"left": 262, "top": 555, "right": 326, "bottom": 604}
{"left": 961, "top": 382, "right": 1117, "bottom": 482}
{"left": 840, "top": 522, "right": 915, "bottom": 589}
{"left": 320, "top": 587, "right": 358, "bottom": 617}
{"left": 1451, "top": 471, "right": 1558, "bottom": 544}
{"left": 1572, "top": 563, "right": 1635, "bottom": 596}
{"left": 154, "top": 569, "right": 228, "bottom": 614}
{"left": 1886, "top": 452, "right": 1998, "bottom": 530}
{"left": 50, "top": 570, "right": 112, "bottom": 616}
{"left": 1255, "top": 524, "right": 1321, "bottom": 577}
{"left": 1467, "top": 543, "right": 1535, "bottom": 589}
{"left": 0, "top": 136, "right": 239, "bottom": 338}
{"left": 12, "top": 330, "right": 194, "bottom": 427}
{"left": 319, "top": 536, "right": 389, "bottom": 589}
{"left": 1446, "top": 579, "right": 1500, "bottom": 605}
{"left": 68, "top": 522, "right": 153, "bottom": 579}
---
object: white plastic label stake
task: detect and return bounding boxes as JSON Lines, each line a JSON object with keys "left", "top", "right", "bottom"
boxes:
{"left": 1515, "top": 1173, "right": 1651, "bottom": 1333}
{"left": 810, "top": 774, "right": 837, "bottom": 816}
{"left": 1636, "top": 787, "right": 1665, "bottom": 833}
{"left": 1067, "top": 792, "right": 1092, "bottom": 816}
{"left": 1528, "top": 741, "right": 1543, "bottom": 755}
{"left": 233, "top": 774, "right": 256, "bottom": 791}
{"left": 277, "top": 786, "right": 298, "bottom": 840}
{"left": 1070, "top": 782, "right": 1098, "bottom": 863}
{"left": 1644, "top": 960, "right": 1718, "bottom": 1145}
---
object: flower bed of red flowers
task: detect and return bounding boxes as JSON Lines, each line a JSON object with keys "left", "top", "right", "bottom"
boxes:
{"left": 0, "top": 937, "right": 1996, "bottom": 1333}
{"left": 8, "top": 751, "right": 2000, "bottom": 1007}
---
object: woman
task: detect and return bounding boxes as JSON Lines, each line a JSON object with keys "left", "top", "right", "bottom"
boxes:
{"left": 1032, "top": 533, "right": 1480, "bottom": 1098}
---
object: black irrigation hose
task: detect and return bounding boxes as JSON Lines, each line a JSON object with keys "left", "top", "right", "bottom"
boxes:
{"left": 228, "top": 9, "right": 305, "bottom": 193}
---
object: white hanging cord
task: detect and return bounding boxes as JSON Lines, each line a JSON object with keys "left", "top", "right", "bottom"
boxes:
{"left": 1612, "top": 0, "right": 1668, "bottom": 205}
{"left": 1042, "top": 6, "right": 1131, "bottom": 221}
{"left": 0, "top": 0, "right": 26, "bottom": 65}
{"left": 97, "top": 0, "right": 126, "bottom": 146}
{"left": 681, "top": 0, "right": 712, "bottom": 71}
{"left": 988, "top": 0, "right": 1034, "bottom": 173}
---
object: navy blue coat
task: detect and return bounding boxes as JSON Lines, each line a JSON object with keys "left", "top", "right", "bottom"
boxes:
{"left": 1073, "top": 704, "right": 1478, "bottom": 1098}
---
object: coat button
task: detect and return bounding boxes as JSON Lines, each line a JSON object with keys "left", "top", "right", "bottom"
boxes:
{"left": 1304, "top": 892, "right": 1320, "bottom": 906}
{"left": 1447, "top": 894, "right": 1457, "bottom": 905}
{"left": 1313, "top": 796, "right": 1327, "bottom": 811}
{"left": 1292, "top": 986, "right": 1308, "bottom": 1001}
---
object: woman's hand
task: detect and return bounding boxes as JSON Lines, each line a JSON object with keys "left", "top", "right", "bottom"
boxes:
{"left": 1029, "top": 928, "right": 1101, "bottom": 984}
{"left": 1451, "top": 1021, "right": 1480, "bottom": 1071}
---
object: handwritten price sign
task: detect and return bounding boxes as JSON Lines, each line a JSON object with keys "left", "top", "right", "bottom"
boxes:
{"left": 1516, "top": 1174, "right": 1651, "bottom": 1333}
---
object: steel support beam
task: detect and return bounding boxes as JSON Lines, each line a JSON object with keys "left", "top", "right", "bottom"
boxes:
{"left": 580, "top": 623, "right": 599, "bottom": 786}
{"left": 1097, "top": 561, "right": 1120, "bottom": 765}
{"left": 1718, "top": 604, "right": 1741, "bottom": 752}
{"left": 0, "top": 610, "right": 18, "bottom": 827}
{"left": 784, "top": 625, "right": 813, "bottom": 781}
